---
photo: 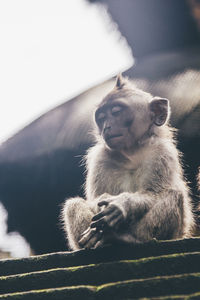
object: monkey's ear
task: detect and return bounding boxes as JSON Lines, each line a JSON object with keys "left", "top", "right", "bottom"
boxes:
{"left": 115, "top": 73, "right": 127, "bottom": 89}
{"left": 150, "top": 97, "right": 170, "bottom": 126}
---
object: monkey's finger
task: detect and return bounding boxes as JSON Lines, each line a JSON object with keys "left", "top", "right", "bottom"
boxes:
{"left": 83, "top": 231, "right": 103, "bottom": 249}
{"left": 98, "top": 200, "right": 109, "bottom": 207}
{"left": 91, "top": 217, "right": 106, "bottom": 230}
{"left": 79, "top": 229, "right": 96, "bottom": 247}
{"left": 92, "top": 211, "right": 105, "bottom": 221}
{"left": 92, "top": 206, "right": 115, "bottom": 221}
{"left": 80, "top": 227, "right": 90, "bottom": 237}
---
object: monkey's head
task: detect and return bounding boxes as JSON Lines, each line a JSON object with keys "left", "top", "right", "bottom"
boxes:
{"left": 94, "top": 74, "right": 170, "bottom": 152}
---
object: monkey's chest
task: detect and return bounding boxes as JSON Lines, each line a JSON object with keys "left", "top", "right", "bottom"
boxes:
{"left": 101, "top": 167, "right": 143, "bottom": 195}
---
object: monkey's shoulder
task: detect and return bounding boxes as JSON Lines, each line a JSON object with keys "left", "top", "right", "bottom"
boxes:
{"left": 86, "top": 139, "right": 180, "bottom": 173}
{"left": 86, "top": 139, "right": 183, "bottom": 195}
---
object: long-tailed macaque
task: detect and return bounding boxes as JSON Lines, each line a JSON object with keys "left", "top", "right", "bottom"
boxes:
{"left": 61, "top": 74, "right": 194, "bottom": 250}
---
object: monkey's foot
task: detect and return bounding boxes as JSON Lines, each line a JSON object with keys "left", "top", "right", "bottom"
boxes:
{"left": 79, "top": 227, "right": 103, "bottom": 249}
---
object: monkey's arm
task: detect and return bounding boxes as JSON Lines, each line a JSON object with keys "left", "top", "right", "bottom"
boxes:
{"left": 79, "top": 191, "right": 157, "bottom": 249}
{"left": 90, "top": 191, "right": 157, "bottom": 230}
{"left": 79, "top": 187, "right": 186, "bottom": 249}
{"left": 90, "top": 189, "right": 185, "bottom": 243}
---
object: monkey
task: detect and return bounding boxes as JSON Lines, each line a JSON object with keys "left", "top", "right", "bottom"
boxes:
{"left": 61, "top": 74, "right": 194, "bottom": 251}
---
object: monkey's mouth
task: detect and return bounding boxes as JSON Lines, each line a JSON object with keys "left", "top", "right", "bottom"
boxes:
{"left": 106, "top": 134, "right": 123, "bottom": 142}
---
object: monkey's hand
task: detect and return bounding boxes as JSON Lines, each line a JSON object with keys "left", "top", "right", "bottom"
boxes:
{"left": 91, "top": 200, "right": 127, "bottom": 231}
{"left": 78, "top": 227, "right": 103, "bottom": 249}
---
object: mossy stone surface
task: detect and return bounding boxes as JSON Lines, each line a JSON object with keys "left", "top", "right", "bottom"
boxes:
{"left": 0, "top": 238, "right": 200, "bottom": 299}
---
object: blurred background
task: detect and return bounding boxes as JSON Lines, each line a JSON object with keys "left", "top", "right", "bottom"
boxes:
{"left": 0, "top": 0, "right": 199, "bottom": 258}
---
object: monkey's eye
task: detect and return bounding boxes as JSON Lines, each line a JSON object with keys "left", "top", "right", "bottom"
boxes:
{"left": 111, "top": 105, "right": 123, "bottom": 116}
{"left": 96, "top": 112, "right": 106, "bottom": 122}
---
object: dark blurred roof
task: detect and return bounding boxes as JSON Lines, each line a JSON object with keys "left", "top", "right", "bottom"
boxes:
{"left": 88, "top": 0, "right": 200, "bottom": 58}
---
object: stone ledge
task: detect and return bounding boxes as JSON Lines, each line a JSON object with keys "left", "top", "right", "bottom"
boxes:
{"left": 1, "top": 252, "right": 200, "bottom": 295}
{"left": 1, "top": 273, "right": 200, "bottom": 299}
{"left": 1, "top": 238, "right": 200, "bottom": 277}
{"left": 0, "top": 238, "right": 200, "bottom": 299}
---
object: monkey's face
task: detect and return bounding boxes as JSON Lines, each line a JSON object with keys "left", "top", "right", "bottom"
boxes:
{"left": 95, "top": 101, "right": 130, "bottom": 150}
{"left": 95, "top": 92, "right": 170, "bottom": 153}
{"left": 95, "top": 97, "right": 152, "bottom": 152}
{"left": 95, "top": 75, "right": 170, "bottom": 153}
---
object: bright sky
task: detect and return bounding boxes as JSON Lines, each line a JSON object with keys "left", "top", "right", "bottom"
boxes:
{"left": 0, "top": 0, "right": 133, "bottom": 144}
{"left": 0, "top": 0, "right": 133, "bottom": 257}
{"left": 0, "top": 203, "right": 31, "bottom": 258}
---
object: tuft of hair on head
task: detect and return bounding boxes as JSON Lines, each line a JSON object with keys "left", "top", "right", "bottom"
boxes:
{"left": 115, "top": 73, "right": 129, "bottom": 89}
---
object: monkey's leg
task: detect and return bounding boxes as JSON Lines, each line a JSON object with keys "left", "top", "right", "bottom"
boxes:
{"left": 62, "top": 197, "right": 95, "bottom": 250}
{"left": 133, "top": 191, "right": 184, "bottom": 242}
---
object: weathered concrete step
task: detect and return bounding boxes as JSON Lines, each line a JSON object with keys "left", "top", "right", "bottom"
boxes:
{"left": 1, "top": 252, "right": 200, "bottom": 295}
{"left": 1, "top": 238, "right": 200, "bottom": 277}
{"left": 1, "top": 273, "right": 200, "bottom": 299}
